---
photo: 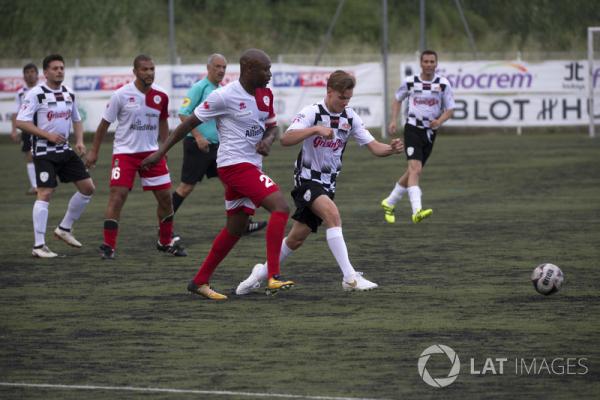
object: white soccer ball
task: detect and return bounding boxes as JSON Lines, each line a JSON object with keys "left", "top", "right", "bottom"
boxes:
{"left": 531, "top": 263, "right": 564, "bottom": 295}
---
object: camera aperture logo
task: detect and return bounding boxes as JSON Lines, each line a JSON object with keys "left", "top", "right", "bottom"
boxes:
{"left": 418, "top": 344, "right": 461, "bottom": 388}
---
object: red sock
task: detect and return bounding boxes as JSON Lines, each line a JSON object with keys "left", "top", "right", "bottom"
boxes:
{"left": 103, "top": 219, "right": 119, "bottom": 249}
{"left": 266, "top": 211, "right": 289, "bottom": 279}
{"left": 158, "top": 214, "right": 174, "bottom": 246}
{"left": 192, "top": 228, "right": 241, "bottom": 285}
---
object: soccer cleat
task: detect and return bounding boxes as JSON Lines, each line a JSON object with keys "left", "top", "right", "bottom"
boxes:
{"left": 381, "top": 199, "right": 396, "bottom": 224}
{"left": 235, "top": 263, "right": 267, "bottom": 295}
{"left": 412, "top": 208, "right": 433, "bottom": 224}
{"left": 265, "top": 274, "right": 295, "bottom": 295}
{"left": 32, "top": 245, "right": 58, "bottom": 258}
{"left": 157, "top": 240, "right": 188, "bottom": 256}
{"left": 99, "top": 244, "right": 115, "bottom": 260}
{"left": 243, "top": 218, "right": 267, "bottom": 236}
{"left": 54, "top": 226, "right": 82, "bottom": 248}
{"left": 342, "top": 272, "right": 379, "bottom": 291}
{"left": 187, "top": 281, "right": 228, "bottom": 300}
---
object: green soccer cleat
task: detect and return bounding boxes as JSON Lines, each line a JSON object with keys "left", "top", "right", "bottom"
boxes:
{"left": 412, "top": 208, "right": 433, "bottom": 224}
{"left": 380, "top": 199, "right": 396, "bottom": 224}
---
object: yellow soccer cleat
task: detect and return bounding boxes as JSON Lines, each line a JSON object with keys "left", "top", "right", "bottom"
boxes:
{"left": 265, "top": 275, "right": 295, "bottom": 296}
{"left": 412, "top": 208, "right": 433, "bottom": 224}
{"left": 380, "top": 199, "right": 396, "bottom": 224}
{"left": 187, "top": 281, "right": 228, "bottom": 300}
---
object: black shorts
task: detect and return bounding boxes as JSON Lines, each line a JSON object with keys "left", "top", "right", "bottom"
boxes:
{"left": 291, "top": 180, "right": 335, "bottom": 233}
{"left": 180, "top": 137, "right": 218, "bottom": 184}
{"left": 403, "top": 123, "right": 437, "bottom": 166}
{"left": 33, "top": 150, "right": 90, "bottom": 188}
{"left": 21, "top": 132, "right": 32, "bottom": 153}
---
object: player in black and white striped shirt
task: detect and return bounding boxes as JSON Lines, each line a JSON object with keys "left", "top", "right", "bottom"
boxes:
{"left": 381, "top": 50, "right": 455, "bottom": 224}
{"left": 236, "top": 70, "right": 403, "bottom": 294}
{"left": 16, "top": 54, "right": 95, "bottom": 258}
{"left": 10, "top": 63, "right": 39, "bottom": 195}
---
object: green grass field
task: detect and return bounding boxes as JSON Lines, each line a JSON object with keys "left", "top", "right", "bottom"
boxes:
{"left": 1, "top": 132, "right": 599, "bottom": 399}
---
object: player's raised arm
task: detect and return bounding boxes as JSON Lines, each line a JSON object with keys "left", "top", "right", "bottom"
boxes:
{"left": 141, "top": 114, "right": 202, "bottom": 168}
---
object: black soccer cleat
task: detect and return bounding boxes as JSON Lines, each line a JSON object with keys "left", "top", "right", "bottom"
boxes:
{"left": 99, "top": 244, "right": 115, "bottom": 260}
{"left": 243, "top": 218, "right": 267, "bottom": 235}
{"left": 157, "top": 240, "right": 188, "bottom": 257}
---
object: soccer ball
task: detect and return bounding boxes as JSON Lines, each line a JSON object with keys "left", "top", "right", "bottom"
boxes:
{"left": 531, "top": 263, "right": 564, "bottom": 295}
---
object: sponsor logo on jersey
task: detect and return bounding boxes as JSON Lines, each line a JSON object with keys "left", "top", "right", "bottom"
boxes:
{"left": 47, "top": 110, "right": 72, "bottom": 121}
{"left": 313, "top": 137, "right": 344, "bottom": 151}
{"left": 153, "top": 95, "right": 162, "bottom": 104}
{"left": 129, "top": 118, "right": 157, "bottom": 131}
{"left": 74, "top": 75, "right": 132, "bottom": 91}
{"left": 239, "top": 102, "right": 246, "bottom": 110}
{"left": 413, "top": 97, "right": 440, "bottom": 107}
{"left": 262, "top": 96, "right": 270, "bottom": 107}
{"left": 203, "top": 101, "right": 210, "bottom": 110}
{"left": 245, "top": 125, "right": 264, "bottom": 138}
{"left": 181, "top": 97, "right": 191, "bottom": 107}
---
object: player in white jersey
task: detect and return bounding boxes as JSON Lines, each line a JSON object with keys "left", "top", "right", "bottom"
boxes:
{"left": 11, "top": 63, "right": 39, "bottom": 195}
{"left": 236, "top": 70, "right": 403, "bottom": 295}
{"left": 16, "top": 54, "right": 95, "bottom": 258}
{"left": 142, "top": 49, "right": 294, "bottom": 300}
{"left": 86, "top": 54, "right": 186, "bottom": 260}
{"left": 381, "top": 50, "right": 455, "bottom": 224}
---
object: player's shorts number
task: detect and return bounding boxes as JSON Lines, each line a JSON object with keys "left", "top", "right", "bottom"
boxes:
{"left": 111, "top": 167, "right": 121, "bottom": 180}
{"left": 259, "top": 174, "right": 274, "bottom": 188}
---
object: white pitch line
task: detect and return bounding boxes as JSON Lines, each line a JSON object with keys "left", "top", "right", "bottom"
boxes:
{"left": 0, "top": 382, "right": 390, "bottom": 400}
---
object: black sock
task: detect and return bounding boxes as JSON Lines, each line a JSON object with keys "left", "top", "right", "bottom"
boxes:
{"left": 172, "top": 192, "right": 185, "bottom": 213}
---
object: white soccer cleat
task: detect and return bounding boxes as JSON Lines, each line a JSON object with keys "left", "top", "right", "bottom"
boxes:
{"left": 54, "top": 227, "right": 82, "bottom": 248}
{"left": 342, "top": 272, "right": 379, "bottom": 291}
{"left": 235, "top": 263, "right": 267, "bottom": 295}
{"left": 32, "top": 245, "right": 58, "bottom": 258}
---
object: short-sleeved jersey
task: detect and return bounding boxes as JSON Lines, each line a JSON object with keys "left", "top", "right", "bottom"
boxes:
{"left": 193, "top": 80, "right": 276, "bottom": 168}
{"left": 287, "top": 101, "right": 374, "bottom": 193}
{"left": 15, "top": 86, "right": 33, "bottom": 113}
{"left": 395, "top": 74, "right": 455, "bottom": 129}
{"left": 16, "top": 83, "right": 81, "bottom": 157}
{"left": 179, "top": 77, "right": 219, "bottom": 144}
{"left": 102, "top": 82, "right": 169, "bottom": 155}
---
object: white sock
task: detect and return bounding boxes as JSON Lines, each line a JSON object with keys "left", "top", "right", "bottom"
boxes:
{"left": 326, "top": 227, "right": 356, "bottom": 281}
{"left": 59, "top": 192, "right": 92, "bottom": 230}
{"left": 386, "top": 182, "right": 407, "bottom": 205}
{"left": 33, "top": 200, "right": 49, "bottom": 247}
{"left": 259, "top": 238, "right": 293, "bottom": 281}
{"left": 27, "top": 163, "right": 37, "bottom": 188}
{"left": 407, "top": 185, "right": 422, "bottom": 215}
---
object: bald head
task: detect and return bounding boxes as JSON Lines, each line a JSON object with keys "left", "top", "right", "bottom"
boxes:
{"left": 239, "top": 48, "right": 272, "bottom": 93}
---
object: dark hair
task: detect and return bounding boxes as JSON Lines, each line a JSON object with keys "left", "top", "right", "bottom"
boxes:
{"left": 133, "top": 54, "right": 153, "bottom": 69}
{"left": 327, "top": 70, "right": 356, "bottom": 92}
{"left": 420, "top": 50, "right": 438, "bottom": 61}
{"left": 23, "top": 63, "right": 38, "bottom": 74}
{"left": 43, "top": 54, "right": 64, "bottom": 70}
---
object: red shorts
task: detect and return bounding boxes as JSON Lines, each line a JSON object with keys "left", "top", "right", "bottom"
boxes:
{"left": 110, "top": 151, "right": 171, "bottom": 191}
{"left": 217, "top": 162, "right": 280, "bottom": 215}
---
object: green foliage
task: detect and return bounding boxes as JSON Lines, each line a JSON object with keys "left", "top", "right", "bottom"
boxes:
{"left": 1, "top": 0, "right": 599, "bottom": 62}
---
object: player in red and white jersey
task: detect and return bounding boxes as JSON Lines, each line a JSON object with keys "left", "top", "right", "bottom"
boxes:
{"left": 142, "top": 49, "right": 293, "bottom": 300}
{"left": 16, "top": 54, "right": 95, "bottom": 258}
{"left": 86, "top": 54, "right": 186, "bottom": 260}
